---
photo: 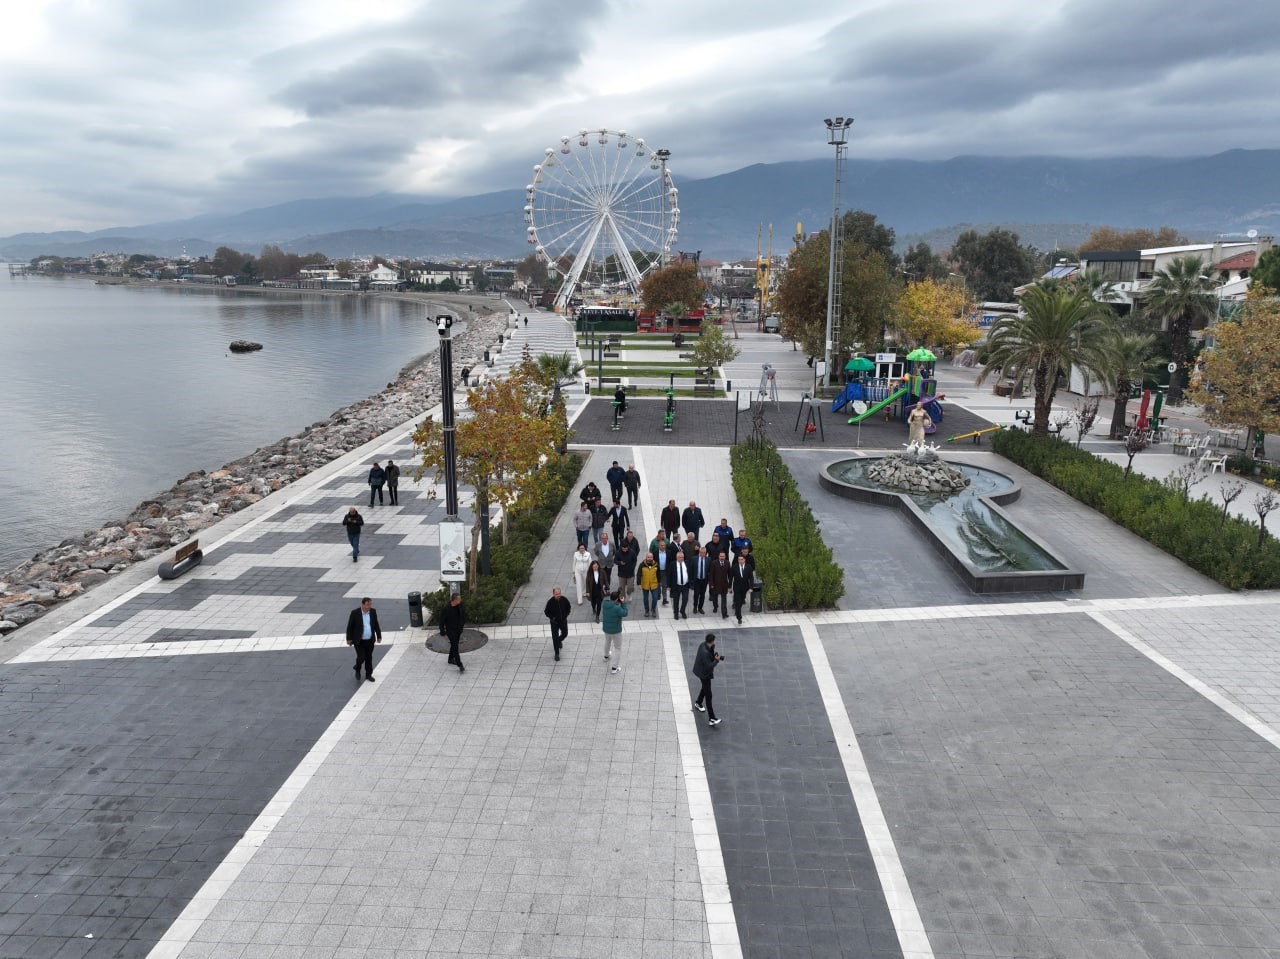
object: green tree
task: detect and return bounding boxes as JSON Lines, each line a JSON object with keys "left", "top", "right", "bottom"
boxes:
{"left": 976, "top": 285, "right": 1110, "bottom": 436}
{"left": 894, "top": 278, "right": 972, "bottom": 348}
{"left": 841, "top": 210, "right": 898, "bottom": 269}
{"left": 1144, "top": 255, "right": 1216, "bottom": 405}
{"left": 471, "top": 266, "right": 491, "bottom": 292}
{"left": 1251, "top": 247, "right": 1280, "bottom": 293}
{"left": 689, "top": 323, "right": 740, "bottom": 370}
{"left": 774, "top": 234, "right": 897, "bottom": 366}
{"left": 516, "top": 253, "right": 548, "bottom": 287}
{"left": 439, "top": 277, "right": 459, "bottom": 292}
{"left": 1197, "top": 298, "right": 1280, "bottom": 460}
{"left": 901, "top": 242, "right": 950, "bottom": 282}
{"left": 948, "top": 228, "right": 1038, "bottom": 301}
{"left": 534, "top": 351, "right": 583, "bottom": 454}
{"left": 639, "top": 263, "right": 705, "bottom": 314}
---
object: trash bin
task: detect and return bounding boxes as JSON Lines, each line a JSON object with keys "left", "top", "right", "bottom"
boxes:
{"left": 749, "top": 578, "right": 763, "bottom": 614}
{"left": 408, "top": 591, "right": 424, "bottom": 628}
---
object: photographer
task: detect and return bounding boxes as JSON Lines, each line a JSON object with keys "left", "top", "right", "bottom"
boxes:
{"left": 691, "top": 633, "right": 723, "bottom": 726}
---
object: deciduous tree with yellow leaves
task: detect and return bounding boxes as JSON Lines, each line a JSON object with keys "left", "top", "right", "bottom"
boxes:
{"left": 893, "top": 278, "right": 974, "bottom": 349}
{"left": 1197, "top": 298, "right": 1280, "bottom": 460}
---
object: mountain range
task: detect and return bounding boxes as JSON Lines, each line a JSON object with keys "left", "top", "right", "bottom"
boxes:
{"left": 5, "top": 150, "right": 1280, "bottom": 263}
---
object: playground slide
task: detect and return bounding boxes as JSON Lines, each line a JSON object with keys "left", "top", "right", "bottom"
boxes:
{"left": 846, "top": 387, "right": 908, "bottom": 424}
{"left": 830, "top": 381, "right": 866, "bottom": 414}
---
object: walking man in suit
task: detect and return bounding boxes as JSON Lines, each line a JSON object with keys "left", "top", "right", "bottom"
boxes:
{"left": 346, "top": 597, "right": 382, "bottom": 682}
{"left": 544, "top": 587, "right": 571, "bottom": 662}
{"left": 729, "top": 553, "right": 754, "bottom": 625}
{"left": 623, "top": 463, "right": 642, "bottom": 508}
{"left": 691, "top": 546, "right": 710, "bottom": 614}
{"left": 593, "top": 533, "right": 616, "bottom": 590}
{"left": 709, "top": 552, "right": 731, "bottom": 617}
{"left": 669, "top": 550, "right": 691, "bottom": 620}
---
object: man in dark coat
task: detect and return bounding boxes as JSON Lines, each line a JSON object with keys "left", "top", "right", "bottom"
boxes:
{"left": 615, "top": 532, "right": 640, "bottom": 601}
{"left": 439, "top": 592, "right": 466, "bottom": 672}
{"left": 690, "top": 546, "right": 710, "bottom": 614}
{"left": 609, "top": 500, "right": 630, "bottom": 543}
{"left": 368, "top": 462, "right": 386, "bottom": 506}
{"left": 544, "top": 587, "right": 571, "bottom": 661}
{"left": 709, "top": 553, "right": 731, "bottom": 618}
{"left": 384, "top": 459, "right": 401, "bottom": 505}
{"left": 345, "top": 597, "right": 382, "bottom": 682}
{"left": 623, "top": 463, "right": 642, "bottom": 508}
{"left": 605, "top": 461, "right": 627, "bottom": 503}
{"left": 667, "top": 549, "right": 692, "bottom": 620}
{"left": 660, "top": 499, "right": 681, "bottom": 539}
{"left": 692, "top": 633, "right": 722, "bottom": 725}
{"left": 681, "top": 501, "right": 706, "bottom": 539}
{"left": 590, "top": 497, "right": 609, "bottom": 545}
{"left": 729, "top": 553, "right": 754, "bottom": 625}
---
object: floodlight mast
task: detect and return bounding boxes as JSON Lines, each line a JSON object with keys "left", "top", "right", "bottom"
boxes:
{"left": 822, "top": 116, "right": 854, "bottom": 385}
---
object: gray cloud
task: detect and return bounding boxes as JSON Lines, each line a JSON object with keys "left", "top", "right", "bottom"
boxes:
{"left": 1, "top": 0, "right": 1279, "bottom": 235}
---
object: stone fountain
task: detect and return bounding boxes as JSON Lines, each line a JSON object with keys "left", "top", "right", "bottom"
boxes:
{"left": 864, "top": 443, "right": 971, "bottom": 495}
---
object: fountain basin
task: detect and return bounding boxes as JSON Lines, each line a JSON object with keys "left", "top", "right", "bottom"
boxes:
{"left": 819, "top": 457, "right": 1084, "bottom": 594}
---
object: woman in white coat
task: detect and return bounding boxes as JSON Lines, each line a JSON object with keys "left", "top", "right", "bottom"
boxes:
{"left": 572, "top": 542, "right": 594, "bottom": 605}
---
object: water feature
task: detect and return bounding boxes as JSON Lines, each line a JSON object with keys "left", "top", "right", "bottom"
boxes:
{"left": 820, "top": 453, "right": 1084, "bottom": 593}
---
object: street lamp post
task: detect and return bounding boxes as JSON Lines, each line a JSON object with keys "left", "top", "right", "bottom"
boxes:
{"left": 822, "top": 116, "right": 854, "bottom": 388}
{"left": 435, "top": 313, "right": 470, "bottom": 590}
{"left": 655, "top": 149, "right": 672, "bottom": 268}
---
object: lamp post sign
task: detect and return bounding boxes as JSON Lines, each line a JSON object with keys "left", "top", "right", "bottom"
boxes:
{"left": 440, "top": 522, "right": 467, "bottom": 582}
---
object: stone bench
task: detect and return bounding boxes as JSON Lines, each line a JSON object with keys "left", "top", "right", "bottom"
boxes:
{"left": 158, "top": 539, "right": 203, "bottom": 580}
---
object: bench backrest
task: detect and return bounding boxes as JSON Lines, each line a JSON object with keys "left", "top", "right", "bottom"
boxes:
{"left": 175, "top": 540, "right": 200, "bottom": 563}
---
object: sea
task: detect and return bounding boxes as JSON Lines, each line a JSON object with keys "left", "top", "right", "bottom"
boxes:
{"left": 0, "top": 273, "right": 448, "bottom": 572}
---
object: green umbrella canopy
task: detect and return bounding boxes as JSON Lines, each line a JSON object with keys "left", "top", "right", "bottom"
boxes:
{"left": 845, "top": 357, "right": 876, "bottom": 372}
{"left": 905, "top": 348, "right": 937, "bottom": 362}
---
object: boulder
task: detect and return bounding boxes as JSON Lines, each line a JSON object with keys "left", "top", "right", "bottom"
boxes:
{"left": 0, "top": 620, "right": 19, "bottom": 633}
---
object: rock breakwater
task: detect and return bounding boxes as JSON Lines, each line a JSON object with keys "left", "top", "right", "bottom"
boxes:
{"left": 0, "top": 306, "right": 510, "bottom": 637}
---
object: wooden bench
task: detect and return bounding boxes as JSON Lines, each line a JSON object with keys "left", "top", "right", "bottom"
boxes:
{"left": 158, "top": 539, "right": 203, "bottom": 580}
{"left": 600, "top": 376, "right": 622, "bottom": 385}
{"left": 693, "top": 377, "right": 718, "bottom": 395}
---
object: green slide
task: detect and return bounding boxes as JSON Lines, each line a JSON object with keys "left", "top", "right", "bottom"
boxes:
{"left": 846, "top": 387, "right": 908, "bottom": 424}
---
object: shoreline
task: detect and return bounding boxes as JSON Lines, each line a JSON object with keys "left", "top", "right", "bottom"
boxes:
{"left": 0, "top": 295, "right": 517, "bottom": 637}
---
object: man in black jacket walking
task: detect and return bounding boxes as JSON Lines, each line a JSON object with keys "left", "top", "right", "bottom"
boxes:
{"left": 345, "top": 597, "right": 382, "bottom": 682}
{"left": 544, "top": 587, "right": 571, "bottom": 661}
{"left": 692, "top": 633, "right": 722, "bottom": 726}
{"left": 439, "top": 593, "right": 466, "bottom": 672}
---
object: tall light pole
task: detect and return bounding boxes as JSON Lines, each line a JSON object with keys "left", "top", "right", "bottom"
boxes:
{"left": 822, "top": 116, "right": 854, "bottom": 386}
{"left": 435, "top": 314, "right": 468, "bottom": 590}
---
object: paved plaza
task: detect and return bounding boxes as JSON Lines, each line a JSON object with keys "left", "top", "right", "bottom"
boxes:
{"left": 5, "top": 310, "right": 1280, "bottom": 959}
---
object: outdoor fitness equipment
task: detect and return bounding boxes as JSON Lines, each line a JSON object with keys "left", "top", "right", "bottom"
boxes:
{"left": 663, "top": 387, "right": 676, "bottom": 431}
{"left": 525, "top": 129, "right": 678, "bottom": 311}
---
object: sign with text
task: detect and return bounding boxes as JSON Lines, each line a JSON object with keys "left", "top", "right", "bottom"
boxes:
{"left": 875, "top": 352, "right": 896, "bottom": 363}
{"left": 439, "top": 522, "right": 467, "bottom": 582}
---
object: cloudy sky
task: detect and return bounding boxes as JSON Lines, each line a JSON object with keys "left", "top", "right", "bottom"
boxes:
{"left": 3, "top": 0, "right": 1278, "bottom": 236}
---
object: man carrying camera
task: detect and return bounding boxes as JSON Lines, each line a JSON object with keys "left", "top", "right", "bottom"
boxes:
{"left": 692, "top": 633, "right": 723, "bottom": 726}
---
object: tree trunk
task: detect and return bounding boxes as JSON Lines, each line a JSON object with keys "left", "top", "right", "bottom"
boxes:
{"left": 1032, "top": 362, "right": 1055, "bottom": 437}
{"left": 1110, "top": 380, "right": 1130, "bottom": 440}
{"left": 1168, "top": 319, "right": 1189, "bottom": 405}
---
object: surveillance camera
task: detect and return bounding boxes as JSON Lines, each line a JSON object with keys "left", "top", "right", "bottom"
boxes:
{"left": 436, "top": 314, "right": 453, "bottom": 335}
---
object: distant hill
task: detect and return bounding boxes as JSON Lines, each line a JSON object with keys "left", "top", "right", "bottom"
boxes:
{"left": 5, "top": 149, "right": 1280, "bottom": 262}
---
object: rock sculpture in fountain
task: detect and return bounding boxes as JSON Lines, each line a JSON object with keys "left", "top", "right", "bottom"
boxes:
{"left": 864, "top": 442, "right": 972, "bottom": 494}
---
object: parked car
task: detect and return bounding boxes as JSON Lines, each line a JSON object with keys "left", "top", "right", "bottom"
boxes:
{"left": 763, "top": 314, "right": 781, "bottom": 333}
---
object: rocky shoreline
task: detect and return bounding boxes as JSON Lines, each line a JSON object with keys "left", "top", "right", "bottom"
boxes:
{"left": 0, "top": 303, "right": 511, "bottom": 637}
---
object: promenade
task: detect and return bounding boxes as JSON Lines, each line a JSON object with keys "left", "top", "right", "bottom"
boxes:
{"left": 5, "top": 310, "right": 1280, "bottom": 959}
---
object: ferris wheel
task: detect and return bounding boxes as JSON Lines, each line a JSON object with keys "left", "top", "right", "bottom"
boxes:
{"left": 525, "top": 128, "right": 678, "bottom": 309}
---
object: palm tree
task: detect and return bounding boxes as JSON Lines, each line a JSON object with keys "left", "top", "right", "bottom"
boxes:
{"left": 1096, "top": 330, "right": 1162, "bottom": 439}
{"left": 535, "top": 352, "right": 583, "bottom": 454}
{"left": 1143, "top": 256, "right": 1216, "bottom": 405}
{"left": 977, "top": 285, "right": 1110, "bottom": 437}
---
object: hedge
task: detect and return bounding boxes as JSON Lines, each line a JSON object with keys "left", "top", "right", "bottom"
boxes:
{"left": 729, "top": 439, "right": 845, "bottom": 609}
{"left": 991, "top": 429, "right": 1280, "bottom": 589}
{"left": 422, "top": 453, "right": 585, "bottom": 624}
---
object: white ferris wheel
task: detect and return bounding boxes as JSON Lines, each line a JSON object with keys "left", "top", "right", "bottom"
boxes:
{"left": 524, "top": 128, "right": 678, "bottom": 310}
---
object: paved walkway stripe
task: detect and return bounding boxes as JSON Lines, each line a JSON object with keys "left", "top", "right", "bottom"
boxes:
{"left": 799, "top": 620, "right": 934, "bottom": 959}
{"left": 144, "top": 639, "right": 410, "bottom": 959}
{"left": 1089, "top": 610, "right": 1280, "bottom": 753}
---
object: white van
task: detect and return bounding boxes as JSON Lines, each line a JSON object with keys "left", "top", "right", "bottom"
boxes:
{"left": 763, "top": 314, "right": 781, "bottom": 333}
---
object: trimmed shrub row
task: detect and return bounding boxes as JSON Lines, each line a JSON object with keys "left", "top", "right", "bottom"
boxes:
{"left": 992, "top": 429, "right": 1280, "bottom": 589}
{"left": 422, "top": 453, "right": 585, "bottom": 624}
{"left": 730, "top": 440, "right": 845, "bottom": 609}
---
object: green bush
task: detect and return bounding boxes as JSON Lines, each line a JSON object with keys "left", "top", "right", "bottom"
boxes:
{"left": 422, "top": 453, "right": 585, "bottom": 624}
{"left": 729, "top": 439, "right": 845, "bottom": 609}
{"left": 992, "top": 429, "right": 1280, "bottom": 589}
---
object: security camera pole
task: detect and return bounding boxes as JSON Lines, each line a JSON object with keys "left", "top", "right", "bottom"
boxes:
{"left": 436, "top": 314, "right": 466, "bottom": 592}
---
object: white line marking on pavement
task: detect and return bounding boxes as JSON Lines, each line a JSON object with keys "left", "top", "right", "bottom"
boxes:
{"left": 144, "top": 639, "right": 409, "bottom": 959}
{"left": 1089, "top": 611, "right": 1280, "bottom": 752}
{"left": 634, "top": 446, "right": 742, "bottom": 959}
{"left": 10, "top": 633, "right": 369, "bottom": 663}
{"left": 799, "top": 620, "right": 935, "bottom": 959}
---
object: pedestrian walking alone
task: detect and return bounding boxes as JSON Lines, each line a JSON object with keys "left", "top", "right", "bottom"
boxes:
{"left": 545, "top": 587, "right": 571, "bottom": 661}
{"left": 623, "top": 463, "right": 642, "bottom": 508}
{"left": 342, "top": 506, "right": 364, "bottom": 562}
{"left": 368, "top": 461, "right": 386, "bottom": 506}
{"left": 345, "top": 597, "right": 382, "bottom": 682}
{"left": 572, "top": 543, "right": 593, "bottom": 605}
{"left": 439, "top": 592, "right": 466, "bottom": 672}
{"left": 601, "top": 591, "right": 628, "bottom": 674}
{"left": 385, "top": 459, "right": 400, "bottom": 505}
{"left": 692, "top": 633, "right": 723, "bottom": 725}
